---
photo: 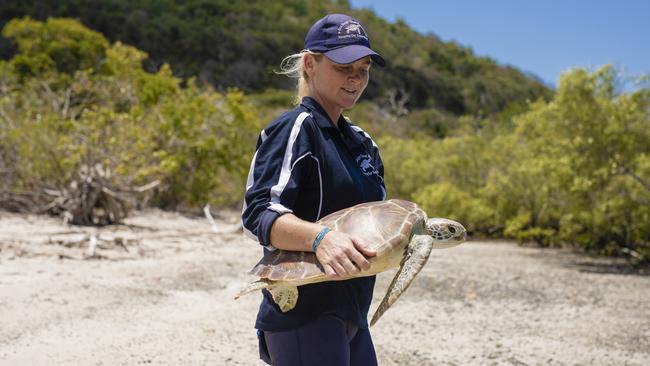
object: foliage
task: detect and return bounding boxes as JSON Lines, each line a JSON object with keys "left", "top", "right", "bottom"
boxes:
{"left": 0, "top": 15, "right": 647, "bottom": 262}
{"left": 381, "top": 65, "right": 650, "bottom": 261}
{"left": 414, "top": 182, "right": 494, "bottom": 234}
{"left": 0, "top": 0, "right": 551, "bottom": 118}
{"left": 0, "top": 17, "right": 261, "bottom": 215}
{"left": 2, "top": 16, "right": 108, "bottom": 78}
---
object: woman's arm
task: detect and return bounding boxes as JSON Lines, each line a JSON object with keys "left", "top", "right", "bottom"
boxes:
{"left": 270, "top": 213, "right": 377, "bottom": 278}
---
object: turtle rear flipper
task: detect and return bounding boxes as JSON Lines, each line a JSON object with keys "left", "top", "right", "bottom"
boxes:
{"left": 269, "top": 286, "right": 299, "bottom": 312}
{"left": 234, "top": 279, "right": 272, "bottom": 299}
{"left": 370, "top": 234, "right": 433, "bottom": 326}
{"left": 234, "top": 280, "right": 298, "bottom": 313}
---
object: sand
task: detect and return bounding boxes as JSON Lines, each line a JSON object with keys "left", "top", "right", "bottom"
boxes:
{"left": 1, "top": 209, "right": 648, "bottom": 365}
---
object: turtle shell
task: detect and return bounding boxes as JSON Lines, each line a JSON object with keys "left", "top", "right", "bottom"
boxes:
{"left": 248, "top": 199, "right": 426, "bottom": 282}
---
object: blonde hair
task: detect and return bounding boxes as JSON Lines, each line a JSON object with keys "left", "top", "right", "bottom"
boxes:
{"left": 277, "top": 51, "right": 323, "bottom": 105}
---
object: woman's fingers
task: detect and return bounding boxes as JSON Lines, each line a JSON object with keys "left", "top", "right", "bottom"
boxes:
{"left": 347, "top": 247, "right": 370, "bottom": 271}
{"left": 328, "top": 258, "right": 357, "bottom": 278}
{"left": 329, "top": 261, "right": 347, "bottom": 278}
{"left": 340, "top": 256, "right": 360, "bottom": 275}
{"left": 316, "top": 231, "right": 371, "bottom": 278}
{"left": 352, "top": 237, "right": 377, "bottom": 258}
{"left": 323, "top": 264, "right": 337, "bottom": 277}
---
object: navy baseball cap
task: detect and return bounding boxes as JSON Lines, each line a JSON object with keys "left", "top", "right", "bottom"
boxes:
{"left": 304, "top": 14, "right": 386, "bottom": 67}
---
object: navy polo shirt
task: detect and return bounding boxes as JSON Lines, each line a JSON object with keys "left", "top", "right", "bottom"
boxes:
{"left": 242, "top": 96, "right": 386, "bottom": 331}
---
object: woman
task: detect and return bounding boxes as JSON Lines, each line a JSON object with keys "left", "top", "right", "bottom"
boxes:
{"left": 242, "top": 13, "right": 387, "bottom": 366}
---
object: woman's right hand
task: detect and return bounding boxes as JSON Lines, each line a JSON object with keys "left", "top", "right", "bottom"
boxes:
{"left": 314, "top": 229, "right": 377, "bottom": 279}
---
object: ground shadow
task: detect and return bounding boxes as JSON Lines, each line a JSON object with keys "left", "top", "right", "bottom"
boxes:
{"left": 564, "top": 259, "right": 650, "bottom": 277}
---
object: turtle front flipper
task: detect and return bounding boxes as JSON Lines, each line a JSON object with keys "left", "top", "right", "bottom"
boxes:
{"left": 269, "top": 286, "right": 299, "bottom": 312}
{"left": 370, "top": 234, "right": 433, "bottom": 326}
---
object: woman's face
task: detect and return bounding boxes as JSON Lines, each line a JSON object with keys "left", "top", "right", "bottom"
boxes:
{"left": 305, "top": 54, "right": 371, "bottom": 116}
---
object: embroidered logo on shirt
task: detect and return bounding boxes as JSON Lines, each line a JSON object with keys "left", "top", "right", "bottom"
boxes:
{"left": 356, "top": 154, "right": 378, "bottom": 176}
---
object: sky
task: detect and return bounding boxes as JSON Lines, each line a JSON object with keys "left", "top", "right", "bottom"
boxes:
{"left": 349, "top": 0, "right": 650, "bottom": 87}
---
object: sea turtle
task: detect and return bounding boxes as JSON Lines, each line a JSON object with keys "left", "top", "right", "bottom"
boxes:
{"left": 236, "top": 199, "right": 466, "bottom": 326}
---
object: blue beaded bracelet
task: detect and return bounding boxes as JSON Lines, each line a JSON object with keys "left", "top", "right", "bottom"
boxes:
{"left": 312, "top": 227, "right": 331, "bottom": 253}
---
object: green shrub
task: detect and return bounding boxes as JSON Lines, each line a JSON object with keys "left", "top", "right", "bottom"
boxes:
{"left": 0, "top": 17, "right": 261, "bottom": 215}
{"left": 413, "top": 182, "right": 494, "bottom": 233}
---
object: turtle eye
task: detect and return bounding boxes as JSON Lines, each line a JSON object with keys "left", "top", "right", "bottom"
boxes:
{"left": 447, "top": 225, "right": 456, "bottom": 234}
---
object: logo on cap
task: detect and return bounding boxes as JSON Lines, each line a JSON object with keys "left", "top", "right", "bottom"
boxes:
{"left": 338, "top": 20, "right": 368, "bottom": 41}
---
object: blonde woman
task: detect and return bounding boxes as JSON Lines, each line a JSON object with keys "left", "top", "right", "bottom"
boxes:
{"left": 242, "top": 13, "right": 386, "bottom": 366}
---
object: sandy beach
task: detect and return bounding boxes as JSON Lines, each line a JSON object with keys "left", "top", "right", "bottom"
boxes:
{"left": 1, "top": 209, "right": 648, "bottom": 365}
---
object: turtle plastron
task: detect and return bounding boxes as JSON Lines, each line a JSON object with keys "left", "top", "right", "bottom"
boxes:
{"left": 369, "top": 234, "right": 434, "bottom": 326}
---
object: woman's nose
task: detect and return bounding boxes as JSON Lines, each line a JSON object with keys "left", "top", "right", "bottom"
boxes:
{"left": 348, "top": 72, "right": 362, "bottom": 83}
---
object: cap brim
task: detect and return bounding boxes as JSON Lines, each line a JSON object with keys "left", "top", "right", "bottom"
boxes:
{"left": 323, "top": 45, "right": 386, "bottom": 67}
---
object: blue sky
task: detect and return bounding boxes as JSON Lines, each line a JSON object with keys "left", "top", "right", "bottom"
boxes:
{"left": 349, "top": 0, "right": 650, "bottom": 87}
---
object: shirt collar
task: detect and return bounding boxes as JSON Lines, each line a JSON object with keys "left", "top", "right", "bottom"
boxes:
{"left": 300, "top": 96, "right": 365, "bottom": 146}
{"left": 300, "top": 96, "right": 339, "bottom": 129}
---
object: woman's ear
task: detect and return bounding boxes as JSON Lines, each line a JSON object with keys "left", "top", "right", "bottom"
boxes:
{"left": 304, "top": 54, "right": 315, "bottom": 79}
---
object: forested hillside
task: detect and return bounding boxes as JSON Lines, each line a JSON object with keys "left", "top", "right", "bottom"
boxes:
{"left": 0, "top": 4, "right": 648, "bottom": 262}
{"left": 0, "top": 0, "right": 551, "bottom": 116}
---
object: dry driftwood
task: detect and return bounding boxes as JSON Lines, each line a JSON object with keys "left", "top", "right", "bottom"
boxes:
{"left": 42, "top": 164, "right": 130, "bottom": 225}
{"left": 204, "top": 204, "right": 243, "bottom": 234}
{"left": 43, "top": 233, "right": 139, "bottom": 260}
{"left": 1, "top": 161, "right": 160, "bottom": 226}
{"left": 0, "top": 191, "right": 37, "bottom": 213}
{"left": 41, "top": 164, "right": 159, "bottom": 226}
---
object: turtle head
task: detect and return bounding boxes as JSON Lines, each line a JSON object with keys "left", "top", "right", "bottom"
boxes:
{"left": 425, "top": 218, "right": 467, "bottom": 248}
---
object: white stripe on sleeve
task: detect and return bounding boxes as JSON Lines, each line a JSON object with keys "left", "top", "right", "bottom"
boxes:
{"left": 269, "top": 112, "right": 311, "bottom": 204}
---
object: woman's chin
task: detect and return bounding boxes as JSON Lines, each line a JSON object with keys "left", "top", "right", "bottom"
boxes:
{"left": 338, "top": 96, "right": 358, "bottom": 109}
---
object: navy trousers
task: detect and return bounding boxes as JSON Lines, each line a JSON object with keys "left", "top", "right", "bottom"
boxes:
{"left": 258, "top": 314, "right": 378, "bottom": 366}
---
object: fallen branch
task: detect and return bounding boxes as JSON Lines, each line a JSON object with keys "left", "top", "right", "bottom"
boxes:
{"left": 204, "top": 204, "right": 243, "bottom": 234}
{"left": 46, "top": 234, "right": 138, "bottom": 251}
{"left": 87, "top": 235, "right": 97, "bottom": 257}
{"left": 133, "top": 180, "right": 160, "bottom": 193}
